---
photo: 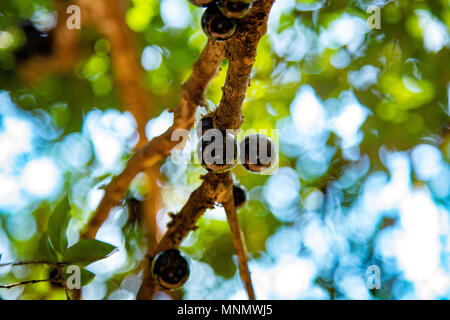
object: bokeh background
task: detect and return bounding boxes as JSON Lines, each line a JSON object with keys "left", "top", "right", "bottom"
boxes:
{"left": 0, "top": 0, "right": 449, "bottom": 300}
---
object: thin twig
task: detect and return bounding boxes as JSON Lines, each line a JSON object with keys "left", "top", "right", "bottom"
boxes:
{"left": 136, "top": 172, "right": 233, "bottom": 299}
{"left": 64, "top": 286, "right": 71, "bottom": 300}
{"left": 0, "top": 261, "right": 63, "bottom": 268}
{"left": 223, "top": 192, "right": 255, "bottom": 300}
{"left": 56, "top": 265, "right": 71, "bottom": 300}
{"left": 0, "top": 279, "right": 51, "bottom": 289}
{"left": 213, "top": 0, "right": 275, "bottom": 131}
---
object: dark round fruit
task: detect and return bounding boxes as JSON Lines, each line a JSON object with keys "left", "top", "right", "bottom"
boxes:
{"left": 152, "top": 249, "right": 190, "bottom": 290}
{"left": 239, "top": 133, "right": 277, "bottom": 173}
{"left": 189, "top": 0, "right": 215, "bottom": 7}
{"left": 15, "top": 21, "right": 53, "bottom": 62}
{"left": 197, "top": 129, "right": 239, "bottom": 172}
{"left": 201, "top": 6, "right": 237, "bottom": 41}
{"left": 218, "top": 0, "right": 252, "bottom": 19}
{"left": 196, "top": 116, "right": 214, "bottom": 138}
{"left": 233, "top": 184, "right": 247, "bottom": 209}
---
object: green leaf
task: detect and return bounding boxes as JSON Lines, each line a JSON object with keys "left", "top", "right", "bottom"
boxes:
{"left": 48, "top": 196, "right": 71, "bottom": 254}
{"left": 79, "top": 268, "right": 96, "bottom": 286}
{"left": 62, "top": 266, "right": 96, "bottom": 287}
{"left": 38, "top": 232, "right": 59, "bottom": 263}
{"left": 63, "top": 240, "right": 117, "bottom": 265}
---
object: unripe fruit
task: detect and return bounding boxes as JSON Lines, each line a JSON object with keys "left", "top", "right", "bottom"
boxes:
{"left": 197, "top": 129, "right": 239, "bottom": 172}
{"left": 233, "top": 184, "right": 247, "bottom": 209}
{"left": 201, "top": 6, "right": 237, "bottom": 41}
{"left": 152, "top": 249, "right": 190, "bottom": 290}
{"left": 240, "top": 133, "right": 277, "bottom": 173}
{"left": 189, "top": 0, "right": 215, "bottom": 7}
{"left": 218, "top": 0, "right": 252, "bottom": 19}
{"left": 196, "top": 116, "right": 214, "bottom": 138}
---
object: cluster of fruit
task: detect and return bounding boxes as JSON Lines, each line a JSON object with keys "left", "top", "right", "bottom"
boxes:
{"left": 189, "top": 0, "right": 253, "bottom": 41}
{"left": 196, "top": 116, "right": 278, "bottom": 174}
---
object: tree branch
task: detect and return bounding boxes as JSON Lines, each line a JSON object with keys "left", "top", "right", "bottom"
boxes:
{"left": 136, "top": 172, "right": 234, "bottom": 299}
{"left": 0, "top": 261, "right": 63, "bottom": 268}
{"left": 141, "top": 167, "right": 163, "bottom": 252}
{"left": 212, "top": 0, "right": 274, "bottom": 299}
{"left": 223, "top": 191, "right": 255, "bottom": 300}
{"left": 82, "top": 39, "right": 226, "bottom": 240}
{"left": 213, "top": 0, "right": 274, "bottom": 131}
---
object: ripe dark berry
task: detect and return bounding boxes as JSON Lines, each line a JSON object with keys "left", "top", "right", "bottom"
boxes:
{"left": 15, "top": 22, "right": 53, "bottom": 62}
{"left": 240, "top": 133, "right": 278, "bottom": 173}
{"left": 152, "top": 249, "right": 190, "bottom": 290}
{"left": 201, "top": 6, "right": 237, "bottom": 41}
{"left": 196, "top": 116, "right": 214, "bottom": 138}
{"left": 233, "top": 184, "right": 247, "bottom": 209}
{"left": 189, "top": 0, "right": 215, "bottom": 7}
{"left": 218, "top": 0, "right": 253, "bottom": 19}
{"left": 197, "top": 129, "right": 239, "bottom": 172}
